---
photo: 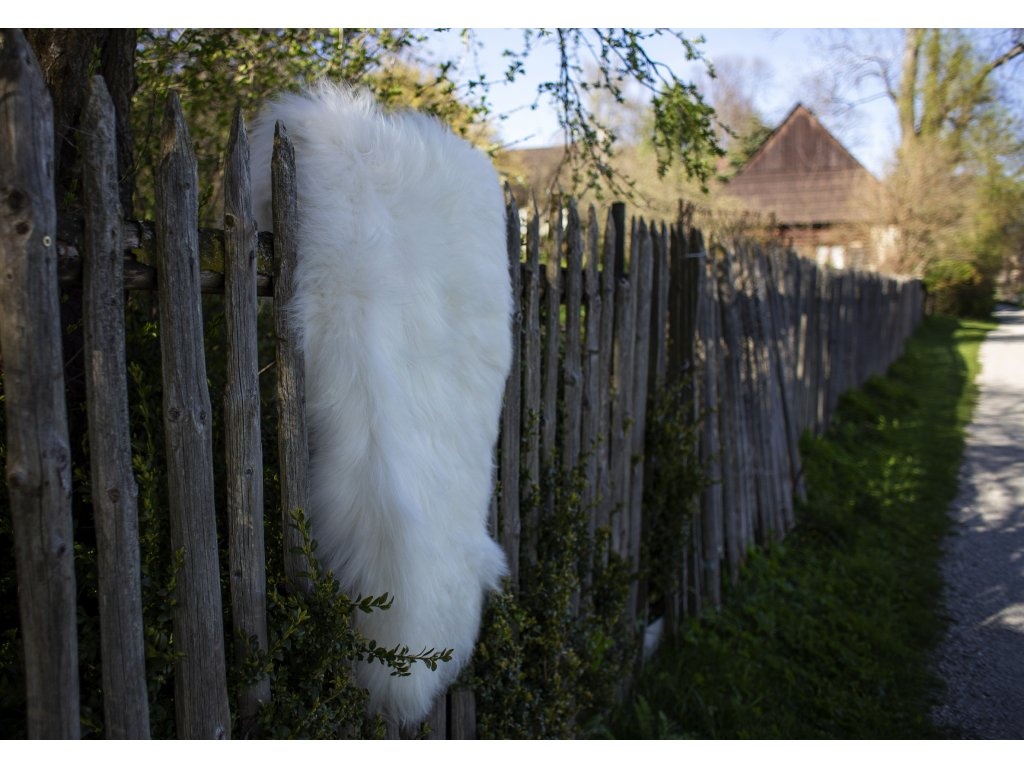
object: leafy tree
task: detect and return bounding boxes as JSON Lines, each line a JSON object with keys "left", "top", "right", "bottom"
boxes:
{"left": 692, "top": 55, "right": 774, "bottom": 179}
{"left": 466, "top": 28, "right": 722, "bottom": 196}
{"left": 131, "top": 28, "right": 486, "bottom": 222}
{"left": 824, "top": 28, "right": 1024, "bottom": 288}
{"left": 891, "top": 29, "right": 1023, "bottom": 295}
{"left": 25, "top": 27, "right": 723, "bottom": 220}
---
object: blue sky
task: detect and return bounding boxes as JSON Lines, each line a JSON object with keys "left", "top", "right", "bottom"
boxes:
{"left": 17, "top": 12, "right": 1015, "bottom": 177}
{"left": 424, "top": 28, "right": 903, "bottom": 177}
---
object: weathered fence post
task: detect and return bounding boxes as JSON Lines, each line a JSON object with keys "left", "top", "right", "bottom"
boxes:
{"left": 627, "top": 221, "right": 654, "bottom": 623}
{"left": 562, "top": 201, "right": 584, "bottom": 476}
{"left": 223, "top": 106, "right": 270, "bottom": 733}
{"left": 81, "top": 74, "right": 150, "bottom": 739}
{"left": 500, "top": 192, "right": 522, "bottom": 587}
{"left": 581, "top": 206, "right": 604, "bottom": 557}
{"left": 271, "top": 122, "right": 311, "bottom": 593}
{"left": 714, "top": 245, "right": 756, "bottom": 581}
{"left": 520, "top": 201, "right": 542, "bottom": 577}
{"left": 609, "top": 223, "right": 635, "bottom": 561}
{"left": 595, "top": 210, "right": 617, "bottom": 551}
{"left": 155, "top": 91, "right": 231, "bottom": 739}
{"left": 0, "top": 28, "right": 80, "bottom": 740}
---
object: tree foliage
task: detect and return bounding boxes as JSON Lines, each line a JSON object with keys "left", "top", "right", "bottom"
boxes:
{"left": 133, "top": 28, "right": 729, "bottom": 222}
{"left": 131, "top": 29, "right": 483, "bottom": 222}
{"left": 449, "top": 28, "right": 723, "bottom": 197}
{"left": 828, "top": 28, "right": 1024, "bottom": 288}
{"left": 894, "top": 29, "right": 1023, "bottom": 287}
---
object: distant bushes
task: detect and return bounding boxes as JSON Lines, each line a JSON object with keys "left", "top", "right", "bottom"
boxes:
{"left": 924, "top": 259, "right": 995, "bottom": 319}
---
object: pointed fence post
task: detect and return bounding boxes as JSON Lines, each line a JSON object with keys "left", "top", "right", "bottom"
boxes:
{"left": 223, "top": 106, "right": 271, "bottom": 733}
{"left": 155, "top": 90, "right": 231, "bottom": 739}
{"left": 499, "top": 191, "right": 522, "bottom": 587}
{"left": 271, "top": 122, "right": 311, "bottom": 593}
{"left": 0, "top": 28, "right": 80, "bottom": 740}
{"left": 81, "top": 74, "right": 150, "bottom": 739}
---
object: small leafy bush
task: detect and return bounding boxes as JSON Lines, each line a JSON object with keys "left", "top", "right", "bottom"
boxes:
{"left": 924, "top": 259, "right": 994, "bottom": 318}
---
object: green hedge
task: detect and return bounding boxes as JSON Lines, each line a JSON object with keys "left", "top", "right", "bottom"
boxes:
{"left": 924, "top": 259, "right": 994, "bottom": 318}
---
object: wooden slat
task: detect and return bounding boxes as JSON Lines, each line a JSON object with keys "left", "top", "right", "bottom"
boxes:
{"left": 595, "top": 210, "right": 617, "bottom": 546}
{"left": 155, "top": 91, "right": 230, "bottom": 739}
{"left": 627, "top": 220, "right": 653, "bottom": 622}
{"left": 270, "top": 122, "right": 311, "bottom": 593}
{"left": 541, "top": 203, "right": 562, "bottom": 467}
{"left": 714, "top": 246, "right": 755, "bottom": 580}
{"left": 520, "top": 202, "right": 542, "bottom": 577}
{"left": 736, "top": 244, "right": 778, "bottom": 543}
{"left": 81, "top": 74, "right": 150, "bottom": 740}
{"left": 580, "top": 206, "right": 603, "bottom": 533}
{"left": 539, "top": 201, "right": 562, "bottom": 576}
{"left": 223, "top": 106, "right": 270, "bottom": 734}
{"left": 500, "top": 195, "right": 522, "bottom": 588}
{"left": 681, "top": 228, "right": 704, "bottom": 617}
{"left": 0, "top": 29, "right": 80, "bottom": 740}
{"left": 609, "top": 221, "right": 636, "bottom": 559}
{"left": 696, "top": 240, "right": 724, "bottom": 609}
{"left": 648, "top": 223, "right": 669, "bottom": 397}
{"left": 562, "top": 200, "right": 584, "bottom": 475}
{"left": 448, "top": 687, "right": 476, "bottom": 740}
{"left": 426, "top": 695, "right": 447, "bottom": 739}
{"left": 765, "top": 249, "right": 805, "bottom": 506}
{"left": 56, "top": 223, "right": 276, "bottom": 295}
{"left": 661, "top": 224, "right": 685, "bottom": 630}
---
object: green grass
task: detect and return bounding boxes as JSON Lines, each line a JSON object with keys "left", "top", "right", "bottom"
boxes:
{"left": 608, "top": 315, "right": 995, "bottom": 739}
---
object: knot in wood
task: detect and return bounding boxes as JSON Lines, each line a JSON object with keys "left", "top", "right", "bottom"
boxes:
{"left": 5, "top": 189, "right": 25, "bottom": 214}
{"left": 6, "top": 465, "right": 30, "bottom": 491}
{"left": 107, "top": 487, "right": 121, "bottom": 503}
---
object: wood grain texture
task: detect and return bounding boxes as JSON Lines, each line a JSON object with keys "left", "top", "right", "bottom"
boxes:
{"left": 519, "top": 203, "right": 542, "bottom": 577}
{"left": 223, "top": 106, "right": 270, "bottom": 733}
{"left": 0, "top": 28, "right": 80, "bottom": 740}
{"left": 155, "top": 91, "right": 231, "bottom": 739}
{"left": 499, "top": 195, "right": 522, "bottom": 586}
{"left": 81, "top": 74, "right": 150, "bottom": 740}
{"left": 270, "top": 122, "right": 311, "bottom": 593}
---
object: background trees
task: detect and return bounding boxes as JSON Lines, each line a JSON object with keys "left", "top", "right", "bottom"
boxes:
{"left": 823, "top": 28, "right": 1023, "bottom": 306}
{"left": 24, "top": 28, "right": 723, "bottom": 224}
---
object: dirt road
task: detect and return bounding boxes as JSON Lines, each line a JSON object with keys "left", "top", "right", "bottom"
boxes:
{"left": 931, "top": 305, "right": 1024, "bottom": 738}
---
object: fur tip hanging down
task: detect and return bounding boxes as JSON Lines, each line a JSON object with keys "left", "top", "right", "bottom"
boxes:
{"left": 249, "top": 83, "right": 512, "bottom": 726}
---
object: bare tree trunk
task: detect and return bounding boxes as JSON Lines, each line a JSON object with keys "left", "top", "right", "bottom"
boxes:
{"left": 897, "top": 28, "right": 924, "bottom": 151}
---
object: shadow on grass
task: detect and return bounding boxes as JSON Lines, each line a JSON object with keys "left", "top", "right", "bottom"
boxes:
{"left": 605, "top": 314, "right": 993, "bottom": 739}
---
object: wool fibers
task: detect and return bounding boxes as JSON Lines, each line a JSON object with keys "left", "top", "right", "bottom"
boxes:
{"left": 250, "top": 84, "right": 511, "bottom": 725}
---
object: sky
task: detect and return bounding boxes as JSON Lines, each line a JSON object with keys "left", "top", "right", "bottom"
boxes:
{"left": 16, "top": 8, "right": 1017, "bottom": 179}
{"left": 422, "top": 28, "right": 905, "bottom": 178}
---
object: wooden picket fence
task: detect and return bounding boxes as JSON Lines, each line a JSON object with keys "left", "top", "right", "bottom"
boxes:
{"left": 0, "top": 31, "right": 925, "bottom": 739}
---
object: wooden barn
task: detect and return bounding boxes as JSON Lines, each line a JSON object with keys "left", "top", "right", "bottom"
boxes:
{"left": 724, "top": 103, "right": 892, "bottom": 270}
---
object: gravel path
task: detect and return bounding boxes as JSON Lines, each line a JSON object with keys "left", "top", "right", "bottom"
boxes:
{"left": 931, "top": 305, "right": 1024, "bottom": 738}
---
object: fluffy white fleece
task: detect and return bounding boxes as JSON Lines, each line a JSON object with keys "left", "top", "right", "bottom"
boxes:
{"left": 249, "top": 84, "right": 511, "bottom": 726}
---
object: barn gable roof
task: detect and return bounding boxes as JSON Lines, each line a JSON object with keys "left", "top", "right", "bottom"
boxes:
{"left": 725, "top": 103, "right": 879, "bottom": 225}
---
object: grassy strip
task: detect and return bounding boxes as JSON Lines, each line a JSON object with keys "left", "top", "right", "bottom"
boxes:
{"left": 608, "top": 315, "right": 994, "bottom": 739}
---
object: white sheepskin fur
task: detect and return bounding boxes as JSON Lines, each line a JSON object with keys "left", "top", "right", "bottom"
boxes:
{"left": 249, "top": 83, "right": 511, "bottom": 726}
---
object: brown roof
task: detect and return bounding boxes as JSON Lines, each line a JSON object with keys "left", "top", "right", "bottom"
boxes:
{"left": 725, "top": 104, "right": 879, "bottom": 225}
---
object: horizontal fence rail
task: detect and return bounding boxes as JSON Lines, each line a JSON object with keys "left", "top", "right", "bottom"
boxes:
{"left": 0, "top": 32, "right": 925, "bottom": 739}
